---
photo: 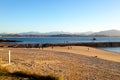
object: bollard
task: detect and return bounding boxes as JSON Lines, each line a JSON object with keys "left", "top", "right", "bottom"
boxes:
{"left": 9, "top": 50, "right": 11, "bottom": 64}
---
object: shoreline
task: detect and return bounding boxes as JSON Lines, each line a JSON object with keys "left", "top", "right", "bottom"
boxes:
{"left": 1, "top": 41, "right": 120, "bottom": 48}
{"left": 100, "top": 47, "right": 120, "bottom": 53}
{"left": 0, "top": 42, "right": 120, "bottom": 54}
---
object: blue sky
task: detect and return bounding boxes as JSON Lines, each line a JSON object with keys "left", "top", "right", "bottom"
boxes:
{"left": 0, "top": 0, "right": 120, "bottom": 33}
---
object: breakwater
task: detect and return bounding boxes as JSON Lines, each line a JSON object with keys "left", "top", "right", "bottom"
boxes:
{"left": 0, "top": 42, "right": 120, "bottom": 48}
{"left": 0, "top": 39, "right": 22, "bottom": 42}
{"left": 42, "top": 42, "right": 120, "bottom": 47}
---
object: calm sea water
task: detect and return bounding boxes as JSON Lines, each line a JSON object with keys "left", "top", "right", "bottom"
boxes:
{"left": 2, "top": 37, "right": 120, "bottom": 53}
{"left": 2, "top": 37, "right": 120, "bottom": 43}
{"left": 101, "top": 47, "right": 120, "bottom": 53}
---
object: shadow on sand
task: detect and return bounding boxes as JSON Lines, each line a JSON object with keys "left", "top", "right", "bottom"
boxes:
{"left": 0, "top": 71, "right": 58, "bottom": 80}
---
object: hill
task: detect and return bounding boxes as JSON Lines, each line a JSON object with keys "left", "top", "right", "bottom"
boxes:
{"left": 0, "top": 29, "right": 120, "bottom": 37}
{"left": 93, "top": 29, "right": 120, "bottom": 37}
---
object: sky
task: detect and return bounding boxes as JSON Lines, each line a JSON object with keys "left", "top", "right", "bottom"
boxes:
{"left": 0, "top": 0, "right": 120, "bottom": 33}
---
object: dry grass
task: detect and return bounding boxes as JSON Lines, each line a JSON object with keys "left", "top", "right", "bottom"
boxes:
{"left": 0, "top": 68, "right": 58, "bottom": 80}
{"left": 0, "top": 46, "right": 120, "bottom": 80}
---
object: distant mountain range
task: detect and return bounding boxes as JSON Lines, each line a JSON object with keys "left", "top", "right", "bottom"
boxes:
{"left": 0, "top": 29, "right": 120, "bottom": 37}
{"left": 93, "top": 30, "right": 120, "bottom": 37}
{"left": 17, "top": 31, "right": 94, "bottom": 36}
{"left": 19, "top": 31, "right": 72, "bottom": 35}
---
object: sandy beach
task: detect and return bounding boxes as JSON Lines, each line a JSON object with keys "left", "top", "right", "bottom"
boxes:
{"left": 0, "top": 46, "right": 120, "bottom": 80}
{"left": 44, "top": 46, "right": 120, "bottom": 62}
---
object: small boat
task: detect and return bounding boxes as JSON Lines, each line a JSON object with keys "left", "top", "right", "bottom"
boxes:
{"left": 92, "top": 37, "right": 96, "bottom": 40}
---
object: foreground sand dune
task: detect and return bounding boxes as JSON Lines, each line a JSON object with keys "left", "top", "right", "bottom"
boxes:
{"left": 0, "top": 46, "right": 120, "bottom": 80}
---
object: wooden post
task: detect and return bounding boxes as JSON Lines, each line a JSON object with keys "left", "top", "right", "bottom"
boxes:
{"left": 0, "top": 53, "right": 2, "bottom": 63}
{"left": 9, "top": 50, "right": 11, "bottom": 64}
